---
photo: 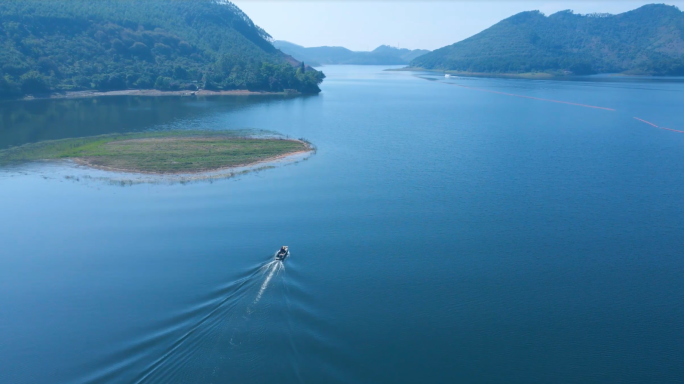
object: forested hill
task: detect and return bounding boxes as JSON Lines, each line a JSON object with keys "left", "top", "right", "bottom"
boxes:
{"left": 0, "top": 0, "right": 325, "bottom": 99}
{"left": 274, "top": 41, "right": 429, "bottom": 66}
{"left": 412, "top": 4, "right": 684, "bottom": 76}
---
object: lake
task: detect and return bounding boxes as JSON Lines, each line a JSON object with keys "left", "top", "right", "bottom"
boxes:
{"left": 1, "top": 66, "right": 683, "bottom": 384}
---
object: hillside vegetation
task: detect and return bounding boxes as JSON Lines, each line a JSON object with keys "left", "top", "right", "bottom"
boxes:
{"left": 274, "top": 41, "right": 429, "bottom": 66}
{"left": 412, "top": 4, "right": 684, "bottom": 75}
{"left": 0, "top": 0, "right": 325, "bottom": 99}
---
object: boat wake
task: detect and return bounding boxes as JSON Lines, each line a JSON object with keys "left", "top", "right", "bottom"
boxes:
{"left": 123, "top": 256, "right": 289, "bottom": 384}
{"left": 255, "top": 259, "right": 284, "bottom": 305}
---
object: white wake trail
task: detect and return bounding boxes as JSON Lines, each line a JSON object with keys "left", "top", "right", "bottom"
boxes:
{"left": 254, "top": 260, "right": 283, "bottom": 304}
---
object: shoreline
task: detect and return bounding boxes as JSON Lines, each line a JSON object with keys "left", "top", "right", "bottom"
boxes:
{"left": 387, "top": 67, "right": 559, "bottom": 79}
{"left": 63, "top": 146, "right": 314, "bottom": 185}
{"left": 71, "top": 139, "right": 314, "bottom": 176}
{"left": 25, "top": 88, "right": 296, "bottom": 100}
{"left": 388, "top": 67, "right": 676, "bottom": 80}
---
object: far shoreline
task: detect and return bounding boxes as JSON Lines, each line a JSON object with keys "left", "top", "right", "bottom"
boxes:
{"left": 387, "top": 67, "right": 679, "bottom": 80}
{"left": 387, "top": 67, "right": 560, "bottom": 79}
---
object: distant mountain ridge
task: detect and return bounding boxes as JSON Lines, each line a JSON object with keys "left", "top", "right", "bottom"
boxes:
{"left": 412, "top": 4, "right": 684, "bottom": 76}
{"left": 274, "top": 41, "right": 429, "bottom": 66}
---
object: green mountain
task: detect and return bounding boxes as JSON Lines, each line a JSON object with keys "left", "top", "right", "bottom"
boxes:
{"left": 274, "top": 41, "right": 429, "bottom": 66}
{"left": 412, "top": 4, "right": 684, "bottom": 76}
{"left": 0, "top": 0, "right": 325, "bottom": 99}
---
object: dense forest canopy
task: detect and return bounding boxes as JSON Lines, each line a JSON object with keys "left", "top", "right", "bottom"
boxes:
{"left": 412, "top": 4, "right": 684, "bottom": 76}
{"left": 274, "top": 41, "right": 430, "bottom": 66}
{"left": 0, "top": 0, "right": 325, "bottom": 99}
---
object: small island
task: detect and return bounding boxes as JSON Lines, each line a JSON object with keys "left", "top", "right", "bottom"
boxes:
{"left": 0, "top": 131, "right": 312, "bottom": 174}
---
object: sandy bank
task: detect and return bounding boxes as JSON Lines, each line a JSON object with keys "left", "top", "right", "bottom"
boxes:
{"left": 73, "top": 142, "right": 313, "bottom": 176}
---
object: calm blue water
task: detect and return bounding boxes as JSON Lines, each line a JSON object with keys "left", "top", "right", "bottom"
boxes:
{"left": 1, "top": 66, "right": 683, "bottom": 384}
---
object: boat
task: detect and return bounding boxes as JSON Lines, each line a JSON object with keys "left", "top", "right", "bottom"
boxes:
{"left": 275, "top": 246, "right": 289, "bottom": 261}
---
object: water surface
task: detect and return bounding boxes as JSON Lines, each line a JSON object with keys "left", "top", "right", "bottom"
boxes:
{"left": 1, "top": 66, "right": 683, "bottom": 384}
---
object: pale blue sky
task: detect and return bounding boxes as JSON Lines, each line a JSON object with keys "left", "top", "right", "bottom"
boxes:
{"left": 233, "top": 1, "right": 684, "bottom": 51}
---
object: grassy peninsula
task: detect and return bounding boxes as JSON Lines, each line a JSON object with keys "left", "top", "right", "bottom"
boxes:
{"left": 0, "top": 131, "right": 311, "bottom": 174}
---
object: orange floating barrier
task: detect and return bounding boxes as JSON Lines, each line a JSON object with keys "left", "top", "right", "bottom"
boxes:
{"left": 633, "top": 117, "right": 684, "bottom": 134}
{"left": 442, "top": 82, "right": 616, "bottom": 111}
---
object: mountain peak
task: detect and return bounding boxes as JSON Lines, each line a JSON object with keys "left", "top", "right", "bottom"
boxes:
{"left": 633, "top": 3, "right": 681, "bottom": 12}
{"left": 412, "top": 3, "right": 684, "bottom": 76}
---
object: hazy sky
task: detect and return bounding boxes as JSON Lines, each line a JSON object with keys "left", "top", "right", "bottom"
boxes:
{"left": 233, "top": 1, "right": 684, "bottom": 51}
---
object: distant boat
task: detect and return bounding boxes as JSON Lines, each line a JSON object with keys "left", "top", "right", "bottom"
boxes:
{"left": 445, "top": 74, "right": 451, "bottom": 78}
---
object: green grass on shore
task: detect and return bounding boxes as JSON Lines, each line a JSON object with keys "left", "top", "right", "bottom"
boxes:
{"left": 0, "top": 130, "right": 310, "bottom": 174}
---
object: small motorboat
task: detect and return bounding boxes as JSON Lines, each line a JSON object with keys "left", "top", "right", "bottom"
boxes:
{"left": 275, "top": 246, "right": 289, "bottom": 261}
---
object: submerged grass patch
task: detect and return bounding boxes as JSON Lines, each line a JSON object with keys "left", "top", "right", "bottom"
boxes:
{"left": 0, "top": 130, "right": 311, "bottom": 174}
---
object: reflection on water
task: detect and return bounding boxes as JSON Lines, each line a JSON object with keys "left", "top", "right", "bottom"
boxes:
{"left": 0, "top": 95, "right": 308, "bottom": 150}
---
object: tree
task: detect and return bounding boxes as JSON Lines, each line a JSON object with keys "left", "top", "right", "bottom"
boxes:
{"left": 20, "top": 71, "right": 49, "bottom": 94}
{"left": 0, "top": 0, "right": 326, "bottom": 98}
